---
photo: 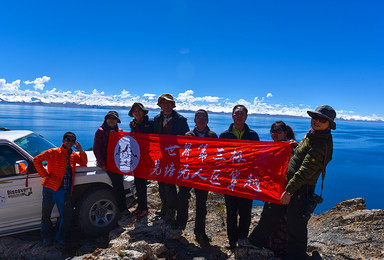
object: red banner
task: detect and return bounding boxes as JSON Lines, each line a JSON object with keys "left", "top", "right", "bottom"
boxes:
{"left": 106, "top": 132, "right": 292, "bottom": 204}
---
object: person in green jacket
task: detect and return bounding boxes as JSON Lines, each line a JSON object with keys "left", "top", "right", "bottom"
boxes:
{"left": 280, "top": 105, "right": 336, "bottom": 260}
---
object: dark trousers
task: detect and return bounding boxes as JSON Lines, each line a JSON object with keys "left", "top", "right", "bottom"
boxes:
{"left": 285, "top": 187, "right": 313, "bottom": 260}
{"left": 158, "top": 181, "right": 177, "bottom": 210}
{"left": 224, "top": 194, "right": 253, "bottom": 247}
{"left": 134, "top": 177, "right": 148, "bottom": 211}
{"left": 41, "top": 187, "right": 72, "bottom": 241}
{"left": 107, "top": 171, "right": 127, "bottom": 212}
{"left": 176, "top": 186, "right": 209, "bottom": 233}
{"left": 249, "top": 202, "right": 287, "bottom": 247}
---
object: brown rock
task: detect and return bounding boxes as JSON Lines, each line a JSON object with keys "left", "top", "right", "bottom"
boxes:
{"left": 0, "top": 186, "right": 383, "bottom": 260}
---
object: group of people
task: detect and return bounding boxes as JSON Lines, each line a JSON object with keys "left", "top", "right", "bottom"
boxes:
{"left": 33, "top": 92, "right": 336, "bottom": 260}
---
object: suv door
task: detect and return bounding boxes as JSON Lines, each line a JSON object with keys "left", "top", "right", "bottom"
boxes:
{"left": 0, "top": 144, "right": 44, "bottom": 236}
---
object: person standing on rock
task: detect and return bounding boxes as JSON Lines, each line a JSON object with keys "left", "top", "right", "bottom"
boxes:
{"left": 219, "top": 104, "right": 260, "bottom": 250}
{"left": 34, "top": 132, "right": 87, "bottom": 248}
{"left": 153, "top": 93, "right": 190, "bottom": 222}
{"left": 129, "top": 102, "right": 154, "bottom": 217}
{"left": 243, "top": 121, "right": 297, "bottom": 256}
{"left": 93, "top": 111, "right": 131, "bottom": 217}
{"left": 280, "top": 105, "right": 335, "bottom": 260}
{"left": 172, "top": 109, "right": 218, "bottom": 245}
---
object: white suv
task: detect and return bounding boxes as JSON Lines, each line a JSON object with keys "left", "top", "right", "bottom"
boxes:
{"left": 0, "top": 129, "right": 136, "bottom": 237}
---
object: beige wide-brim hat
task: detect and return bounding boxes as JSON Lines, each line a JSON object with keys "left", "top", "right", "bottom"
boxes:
{"left": 157, "top": 93, "right": 176, "bottom": 108}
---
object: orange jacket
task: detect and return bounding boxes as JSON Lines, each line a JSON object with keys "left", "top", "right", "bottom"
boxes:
{"left": 33, "top": 145, "right": 88, "bottom": 192}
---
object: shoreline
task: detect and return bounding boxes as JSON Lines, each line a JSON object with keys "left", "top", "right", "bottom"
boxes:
{"left": 1, "top": 101, "right": 383, "bottom": 123}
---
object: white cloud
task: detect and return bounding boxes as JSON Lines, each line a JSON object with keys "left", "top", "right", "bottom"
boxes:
{"left": 118, "top": 89, "right": 131, "bottom": 99}
{"left": 177, "top": 90, "right": 220, "bottom": 103}
{"left": 267, "top": 93, "right": 272, "bottom": 98}
{"left": 91, "top": 89, "right": 104, "bottom": 96}
{"left": 177, "top": 90, "right": 194, "bottom": 102}
{"left": 0, "top": 79, "right": 21, "bottom": 91}
{"left": 143, "top": 93, "right": 156, "bottom": 100}
{"left": 24, "top": 76, "right": 50, "bottom": 90}
{"left": 0, "top": 78, "right": 383, "bottom": 122}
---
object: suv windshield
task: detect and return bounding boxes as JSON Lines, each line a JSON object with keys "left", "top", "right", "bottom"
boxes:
{"left": 14, "top": 133, "right": 56, "bottom": 157}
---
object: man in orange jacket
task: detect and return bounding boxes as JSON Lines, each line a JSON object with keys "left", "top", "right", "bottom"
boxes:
{"left": 34, "top": 132, "right": 87, "bottom": 247}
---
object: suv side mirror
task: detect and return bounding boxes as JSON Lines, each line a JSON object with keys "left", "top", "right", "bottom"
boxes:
{"left": 15, "top": 160, "right": 28, "bottom": 175}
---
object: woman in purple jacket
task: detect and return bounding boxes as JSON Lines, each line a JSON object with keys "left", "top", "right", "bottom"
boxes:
{"left": 93, "top": 111, "right": 130, "bottom": 217}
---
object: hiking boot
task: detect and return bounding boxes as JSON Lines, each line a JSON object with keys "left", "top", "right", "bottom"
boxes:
{"left": 156, "top": 204, "right": 167, "bottom": 217}
{"left": 42, "top": 238, "right": 53, "bottom": 247}
{"left": 170, "top": 221, "right": 185, "bottom": 230}
{"left": 238, "top": 238, "right": 260, "bottom": 249}
{"left": 195, "top": 232, "right": 212, "bottom": 245}
{"left": 136, "top": 209, "right": 148, "bottom": 217}
{"left": 55, "top": 239, "right": 68, "bottom": 248}
{"left": 224, "top": 243, "right": 237, "bottom": 251}
{"left": 307, "top": 251, "right": 322, "bottom": 260}
{"left": 164, "top": 208, "right": 176, "bottom": 222}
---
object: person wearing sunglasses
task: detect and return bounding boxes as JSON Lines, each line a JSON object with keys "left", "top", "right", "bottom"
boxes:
{"left": 250, "top": 105, "right": 336, "bottom": 259}
{"left": 245, "top": 121, "right": 297, "bottom": 256}
{"left": 281, "top": 105, "right": 335, "bottom": 259}
{"left": 93, "top": 111, "right": 130, "bottom": 217}
{"left": 34, "top": 132, "right": 87, "bottom": 248}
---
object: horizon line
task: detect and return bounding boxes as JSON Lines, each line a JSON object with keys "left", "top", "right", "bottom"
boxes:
{"left": 1, "top": 100, "right": 383, "bottom": 123}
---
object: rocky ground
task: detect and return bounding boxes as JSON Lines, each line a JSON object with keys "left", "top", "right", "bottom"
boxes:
{"left": 0, "top": 182, "right": 383, "bottom": 260}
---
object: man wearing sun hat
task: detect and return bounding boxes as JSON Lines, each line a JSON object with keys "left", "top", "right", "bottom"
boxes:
{"left": 278, "top": 104, "right": 336, "bottom": 259}
{"left": 153, "top": 93, "right": 190, "bottom": 222}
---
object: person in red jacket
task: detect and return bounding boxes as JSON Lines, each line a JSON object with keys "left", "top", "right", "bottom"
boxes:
{"left": 34, "top": 132, "right": 87, "bottom": 248}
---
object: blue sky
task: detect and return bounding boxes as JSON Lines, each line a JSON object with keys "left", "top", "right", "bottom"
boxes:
{"left": 1, "top": 1, "right": 383, "bottom": 121}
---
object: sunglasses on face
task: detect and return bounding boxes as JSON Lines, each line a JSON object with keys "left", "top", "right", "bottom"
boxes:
{"left": 270, "top": 128, "right": 283, "bottom": 134}
{"left": 64, "top": 137, "right": 76, "bottom": 143}
{"left": 312, "top": 115, "right": 328, "bottom": 123}
{"left": 106, "top": 116, "right": 118, "bottom": 120}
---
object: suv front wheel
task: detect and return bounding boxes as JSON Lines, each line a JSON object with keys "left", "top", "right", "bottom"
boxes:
{"left": 76, "top": 188, "right": 119, "bottom": 235}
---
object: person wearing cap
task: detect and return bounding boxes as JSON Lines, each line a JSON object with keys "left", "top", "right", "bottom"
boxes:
{"left": 93, "top": 111, "right": 130, "bottom": 217}
{"left": 219, "top": 104, "right": 260, "bottom": 250}
{"left": 34, "top": 132, "right": 87, "bottom": 247}
{"left": 172, "top": 109, "right": 218, "bottom": 244}
{"left": 153, "top": 93, "right": 190, "bottom": 222}
{"left": 128, "top": 102, "right": 154, "bottom": 217}
{"left": 278, "top": 105, "right": 336, "bottom": 259}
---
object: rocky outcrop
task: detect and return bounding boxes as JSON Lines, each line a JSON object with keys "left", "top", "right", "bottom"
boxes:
{"left": 307, "top": 198, "right": 384, "bottom": 260}
{"left": 0, "top": 183, "right": 383, "bottom": 260}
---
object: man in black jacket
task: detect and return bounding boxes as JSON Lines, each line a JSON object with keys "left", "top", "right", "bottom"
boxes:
{"left": 219, "top": 105, "right": 260, "bottom": 250}
{"left": 153, "top": 93, "right": 190, "bottom": 222}
{"left": 172, "top": 109, "right": 218, "bottom": 245}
